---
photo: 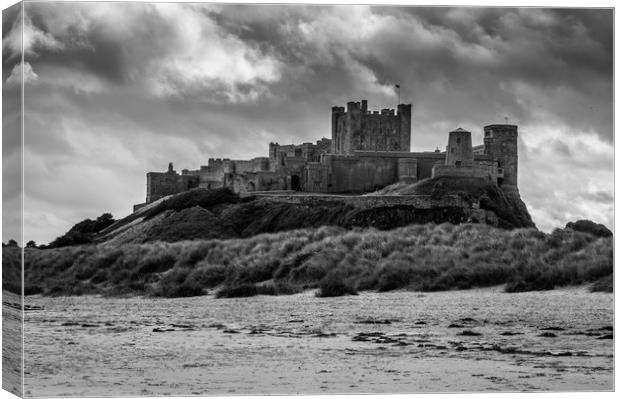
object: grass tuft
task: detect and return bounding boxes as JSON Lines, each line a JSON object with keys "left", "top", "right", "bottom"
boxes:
{"left": 316, "top": 272, "right": 358, "bottom": 297}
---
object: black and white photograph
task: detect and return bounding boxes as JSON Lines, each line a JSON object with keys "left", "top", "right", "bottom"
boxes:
{"left": 1, "top": 0, "right": 615, "bottom": 396}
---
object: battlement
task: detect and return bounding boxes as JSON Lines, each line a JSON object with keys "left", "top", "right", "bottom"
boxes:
{"left": 333, "top": 100, "right": 409, "bottom": 117}
{"left": 484, "top": 124, "right": 518, "bottom": 139}
{"left": 269, "top": 137, "right": 331, "bottom": 162}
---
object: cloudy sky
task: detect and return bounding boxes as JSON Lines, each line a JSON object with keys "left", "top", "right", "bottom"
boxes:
{"left": 2, "top": 1, "right": 613, "bottom": 244}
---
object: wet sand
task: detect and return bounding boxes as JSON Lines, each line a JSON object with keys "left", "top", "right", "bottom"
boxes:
{"left": 23, "top": 286, "right": 613, "bottom": 396}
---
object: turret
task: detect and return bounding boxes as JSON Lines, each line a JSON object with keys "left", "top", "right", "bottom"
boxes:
{"left": 445, "top": 128, "right": 473, "bottom": 166}
{"left": 483, "top": 124, "right": 518, "bottom": 190}
{"left": 269, "top": 142, "right": 280, "bottom": 159}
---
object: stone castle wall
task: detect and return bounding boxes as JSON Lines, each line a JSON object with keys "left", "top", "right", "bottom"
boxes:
{"left": 252, "top": 193, "right": 464, "bottom": 209}
{"left": 146, "top": 170, "right": 199, "bottom": 203}
{"left": 432, "top": 163, "right": 496, "bottom": 181}
{"left": 138, "top": 99, "right": 519, "bottom": 209}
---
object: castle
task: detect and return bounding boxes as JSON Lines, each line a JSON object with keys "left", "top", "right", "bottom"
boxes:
{"left": 135, "top": 100, "right": 519, "bottom": 210}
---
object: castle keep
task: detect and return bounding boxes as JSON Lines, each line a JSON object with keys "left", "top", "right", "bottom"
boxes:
{"left": 136, "top": 100, "right": 519, "bottom": 210}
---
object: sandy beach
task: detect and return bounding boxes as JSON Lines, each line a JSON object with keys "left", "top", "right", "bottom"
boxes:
{"left": 23, "top": 286, "right": 613, "bottom": 396}
{"left": 20, "top": 288, "right": 613, "bottom": 396}
{"left": 2, "top": 290, "right": 23, "bottom": 396}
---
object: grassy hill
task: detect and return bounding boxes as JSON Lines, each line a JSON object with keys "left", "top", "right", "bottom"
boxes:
{"left": 12, "top": 184, "right": 610, "bottom": 298}
{"left": 92, "top": 181, "right": 534, "bottom": 245}
{"left": 21, "top": 223, "right": 612, "bottom": 298}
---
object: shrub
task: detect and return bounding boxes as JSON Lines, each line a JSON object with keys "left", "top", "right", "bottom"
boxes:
{"left": 153, "top": 267, "right": 205, "bottom": 297}
{"left": 214, "top": 280, "right": 301, "bottom": 298}
{"left": 505, "top": 274, "right": 555, "bottom": 292}
{"left": 590, "top": 275, "right": 613, "bottom": 293}
{"left": 24, "top": 285, "right": 43, "bottom": 295}
{"left": 566, "top": 220, "right": 612, "bottom": 238}
{"left": 423, "top": 272, "right": 457, "bottom": 291}
{"left": 376, "top": 261, "right": 413, "bottom": 292}
{"left": 265, "top": 280, "right": 301, "bottom": 295}
{"left": 47, "top": 213, "right": 116, "bottom": 248}
{"left": 137, "top": 253, "right": 176, "bottom": 275}
{"left": 190, "top": 264, "right": 230, "bottom": 287}
{"left": 162, "top": 281, "right": 204, "bottom": 298}
{"left": 316, "top": 272, "right": 358, "bottom": 297}
{"left": 216, "top": 283, "right": 258, "bottom": 298}
{"left": 48, "top": 231, "right": 93, "bottom": 248}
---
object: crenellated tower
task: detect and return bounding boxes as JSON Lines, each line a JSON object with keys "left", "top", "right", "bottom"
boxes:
{"left": 331, "top": 99, "right": 412, "bottom": 155}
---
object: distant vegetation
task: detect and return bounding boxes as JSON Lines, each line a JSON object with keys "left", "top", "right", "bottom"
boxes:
{"left": 565, "top": 219, "right": 613, "bottom": 238}
{"left": 46, "top": 213, "right": 116, "bottom": 248}
{"left": 18, "top": 222, "right": 612, "bottom": 298}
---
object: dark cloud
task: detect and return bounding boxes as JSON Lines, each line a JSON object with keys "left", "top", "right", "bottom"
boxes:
{"left": 3, "top": 3, "right": 612, "bottom": 243}
{"left": 23, "top": 2, "right": 176, "bottom": 85}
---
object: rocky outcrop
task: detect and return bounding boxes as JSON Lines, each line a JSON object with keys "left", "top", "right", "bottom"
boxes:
{"left": 374, "top": 176, "right": 536, "bottom": 230}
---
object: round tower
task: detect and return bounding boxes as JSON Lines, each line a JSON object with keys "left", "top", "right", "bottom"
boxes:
{"left": 483, "top": 124, "right": 518, "bottom": 190}
{"left": 445, "top": 128, "right": 473, "bottom": 166}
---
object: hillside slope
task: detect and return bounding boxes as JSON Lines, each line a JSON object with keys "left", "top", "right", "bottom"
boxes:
{"left": 96, "top": 182, "right": 534, "bottom": 245}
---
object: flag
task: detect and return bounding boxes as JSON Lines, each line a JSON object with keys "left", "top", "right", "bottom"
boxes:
{"left": 395, "top": 84, "right": 400, "bottom": 89}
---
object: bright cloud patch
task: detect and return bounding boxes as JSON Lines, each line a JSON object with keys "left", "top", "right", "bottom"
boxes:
{"left": 6, "top": 61, "right": 39, "bottom": 86}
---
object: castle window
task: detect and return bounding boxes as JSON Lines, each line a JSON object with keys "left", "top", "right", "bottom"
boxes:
{"left": 456, "top": 137, "right": 461, "bottom": 144}
{"left": 451, "top": 147, "right": 455, "bottom": 154}
{"left": 455, "top": 161, "right": 462, "bottom": 167}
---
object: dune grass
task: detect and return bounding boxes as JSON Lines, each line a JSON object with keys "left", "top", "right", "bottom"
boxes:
{"left": 22, "top": 223, "right": 613, "bottom": 298}
{"left": 2, "top": 246, "right": 22, "bottom": 294}
{"left": 590, "top": 275, "right": 613, "bottom": 292}
{"left": 316, "top": 272, "right": 359, "bottom": 297}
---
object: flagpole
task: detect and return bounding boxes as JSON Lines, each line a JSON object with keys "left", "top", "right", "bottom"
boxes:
{"left": 395, "top": 84, "right": 401, "bottom": 106}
